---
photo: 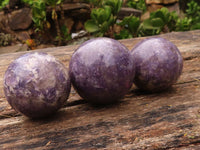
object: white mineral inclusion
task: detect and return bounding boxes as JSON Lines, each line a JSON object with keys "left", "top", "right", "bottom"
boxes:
{"left": 16, "top": 52, "right": 56, "bottom": 89}
{"left": 135, "top": 38, "right": 169, "bottom": 63}
{"left": 69, "top": 37, "right": 134, "bottom": 104}
{"left": 77, "top": 38, "right": 115, "bottom": 67}
{"left": 5, "top": 52, "right": 59, "bottom": 98}
{"left": 131, "top": 37, "right": 183, "bottom": 92}
{"left": 4, "top": 52, "right": 71, "bottom": 118}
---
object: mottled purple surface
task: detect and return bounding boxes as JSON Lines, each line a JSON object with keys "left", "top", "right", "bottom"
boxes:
{"left": 4, "top": 52, "right": 71, "bottom": 118}
{"left": 131, "top": 37, "right": 183, "bottom": 92}
{"left": 69, "top": 37, "right": 135, "bottom": 104}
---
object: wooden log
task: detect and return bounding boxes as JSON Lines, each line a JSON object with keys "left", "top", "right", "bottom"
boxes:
{"left": 0, "top": 30, "right": 200, "bottom": 149}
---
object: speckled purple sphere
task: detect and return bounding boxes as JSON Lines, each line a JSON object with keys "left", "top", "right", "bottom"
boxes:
{"left": 4, "top": 52, "right": 71, "bottom": 118}
{"left": 69, "top": 37, "right": 135, "bottom": 104}
{"left": 131, "top": 37, "right": 183, "bottom": 92}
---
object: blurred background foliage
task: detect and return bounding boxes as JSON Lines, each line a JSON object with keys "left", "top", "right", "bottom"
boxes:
{"left": 84, "top": 0, "right": 200, "bottom": 38}
{"left": 0, "top": 0, "right": 200, "bottom": 47}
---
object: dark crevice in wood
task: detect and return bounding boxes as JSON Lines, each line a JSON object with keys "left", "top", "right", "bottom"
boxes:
{"left": 164, "top": 139, "right": 200, "bottom": 150}
{"left": 184, "top": 55, "right": 199, "bottom": 61}
{"left": 176, "top": 78, "right": 200, "bottom": 85}
{"left": 0, "top": 113, "right": 20, "bottom": 119}
{"left": 65, "top": 99, "right": 86, "bottom": 107}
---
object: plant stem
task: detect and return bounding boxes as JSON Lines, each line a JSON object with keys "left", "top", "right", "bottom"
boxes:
{"left": 60, "top": 4, "right": 65, "bottom": 24}
{"left": 53, "top": 8, "right": 62, "bottom": 46}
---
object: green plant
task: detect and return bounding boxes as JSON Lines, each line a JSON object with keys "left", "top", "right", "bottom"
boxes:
{"left": 114, "top": 29, "right": 133, "bottom": 39}
{"left": 0, "top": 0, "right": 9, "bottom": 10}
{"left": 127, "top": 0, "right": 146, "bottom": 12}
{"left": 138, "top": 7, "right": 178, "bottom": 36}
{"left": 22, "top": 0, "right": 47, "bottom": 32}
{"left": 176, "top": 17, "right": 192, "bottom": 31}
{"left": 0, "top": 0, "right": 8, "bottom": 9}
{"left": 115, "top": 15, "right": 140, "bottom": 39}
{"left": 85, "top": 6, "right": 114, "bottom": 36}
{"left": 84, "top": 0, "right": 122, "bottom": 37}
{"left": 186, "top": 0, "right": 200, "bottom": 29}
{"left": 45, "top": 0, "right": 65, "bottom": 45}
{"left": 22, "top": 0, "right": 70, "bottom": 45}
{"left": 60, "top": 25, "right": 71, "bottom": 41}
{"left": 175, "top": 0, "right": 200, "bottom": 31}
{"left": 186, "top": 0, "right": 200, "bottom": 20}
{"left": 190, "top": 22, "right": 200, "bottom": 30}
{"left": 102, "top": 0, "right": 122, "bottom": 17}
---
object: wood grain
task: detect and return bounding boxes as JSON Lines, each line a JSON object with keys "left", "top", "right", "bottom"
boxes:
{"left": 0, "top": 30, "right": 200, "bottom": 149}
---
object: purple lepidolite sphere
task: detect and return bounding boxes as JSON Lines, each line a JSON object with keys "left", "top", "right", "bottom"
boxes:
{"left": 131, "top": 37, "right": 183, "bottom": 92}
{"left": 4, "top": 52, "right": 71, "bottom": 118}
{"left": 69, "top": 37, "right": 135, "bottom": 104}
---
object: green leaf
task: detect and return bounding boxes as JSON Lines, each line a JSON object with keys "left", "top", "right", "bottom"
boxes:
{"left": 45, "top": 0, "right": 57, "bottom": 6}
{"left": 140, "top": 18, "right": 161, "bottom": 36}
{"left": 160, "top": 7, "right": 169, "bottom": 15}
{"left": 95, "top": 8, "right": 105, "bottom": 23}
{"left": 151, "top": 18, "right": 164, "bottom": 28}
{"left": 115, "top": 0, "right": 123, "bottom": 15}
{"left": 142, "top": 19, "right": 152, "bottom": 28}
{"left": 142, "top": 19, "right": 159, "bottom": 30}
{"left": 108, "top": 14, "right": 114, "bottom": 25}
{"left": 191, "top": 23, "right": 200, "bottom": 30}
{"left": 90, "top": 6, "right": 112, "bottom": 24}
{"left": 160, "top": 7, "right": 170, "bottom": 22}
{"left": 150, "top": 7, "right": 170, "bottom": 24}
{"left": 186, "top": 0, "right": 200, "bottom": 17}
{"left": 84, "top": 20, "right": 99, "bottom": 33}
{"left": 118, "top": 15, "right": 140, "bottom": 34}
{"left": 56, "top": 0, "right": 63, "bottom": 5}
{"left": 101, "top": 6, "right": 112, "bottom": 23}
{"left": 151, "top": 11, "right": 165, "bottom": 21}
{"left": 100, "top": 22, "right": 110, "bottom": 33}
{"left": 91, "top": 9, "right": 98, "bottom": 22}
{"left": 61, "top": 25, "right": 71, "bottom": 40}
{"left": 0, "top": 0, "right": 9, "bottom": 9}
{"left": 96, "top": 32, "right": 104, "bottom": 37}
{"left": 127, "top": 16, "right": 140, "bottom": 33}
{"left": 176, "top": 17, "right": 192, "bottom": 31}
{"left": 103, "top": 0, "right": 122, "bottom": 15}
{"left": 127, "top": 0, "right": 146, "bottom": 12}
{"left": 169, "top": 11, "right": 178, "bottom": 21}
{"left": 114, "top": 29, "right": 132, "bottom": 39}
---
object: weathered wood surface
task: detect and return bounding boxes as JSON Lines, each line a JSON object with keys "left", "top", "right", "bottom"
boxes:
{"left": 0, "top": 30, "right": 200, "bottom": 149}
